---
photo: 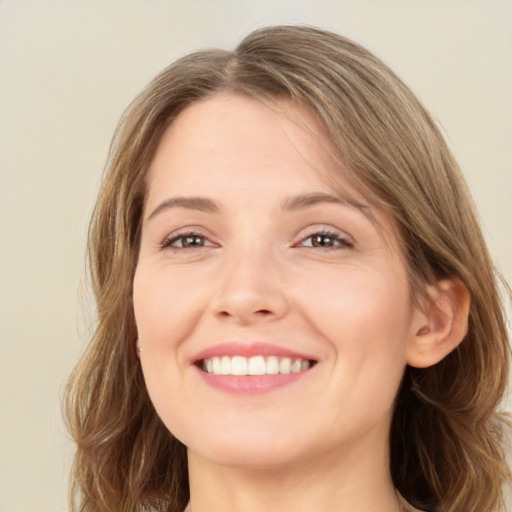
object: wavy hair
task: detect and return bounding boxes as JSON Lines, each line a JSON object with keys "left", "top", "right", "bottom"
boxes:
{"left": 64, "top": 25, "right": 510, "bottom": 512}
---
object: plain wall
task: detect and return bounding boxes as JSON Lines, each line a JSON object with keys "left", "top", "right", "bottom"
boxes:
{"left": 0, "top": 1, "right": 511, "bottom": 511}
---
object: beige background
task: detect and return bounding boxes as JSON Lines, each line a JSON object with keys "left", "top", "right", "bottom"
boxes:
{"left": 0, "top": 1, "right": 511, "bottom": 511}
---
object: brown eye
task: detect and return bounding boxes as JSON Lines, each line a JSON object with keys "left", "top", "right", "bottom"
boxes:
{"left": 180, "top": 235, "right": 205, "bottom": 248}
{"left": 300, "top": 230, "right": 353, "bottom": 249}
{"left": 161, "top": 232, "right": 213, "bottom": 250}
{"left": 311, "top": 234, "right": 336, "bottom": 247}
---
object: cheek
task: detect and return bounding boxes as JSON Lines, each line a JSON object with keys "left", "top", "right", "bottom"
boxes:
{"left": 133, "top": 264, "right": 207, "bottom": 350}
{"left": 132, "top": 263, "right": 218, "bottom": 425}
{"left": 296, "top": 264, "right": 412, "bottom": 384}
{"left": 298, "top": 263, "right": 413, "bottom": 339}
{"left": 133, "top": 266, "right": 196, "bottom": 434}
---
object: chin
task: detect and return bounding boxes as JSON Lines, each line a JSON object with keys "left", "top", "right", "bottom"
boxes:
{"left": 190, "top": 445, "right": 306, "bottom": 472}
{"left": 183, "top": 424, "right": 313, "bottom": 470}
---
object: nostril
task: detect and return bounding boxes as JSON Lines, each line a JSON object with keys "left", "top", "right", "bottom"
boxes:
{"left": 256, "top": 309, "right": 272, "bottom": 315}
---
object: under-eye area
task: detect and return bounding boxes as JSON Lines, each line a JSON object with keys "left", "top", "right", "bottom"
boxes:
{"left": 196, "top": 355, "right": 318, "bottom": 376}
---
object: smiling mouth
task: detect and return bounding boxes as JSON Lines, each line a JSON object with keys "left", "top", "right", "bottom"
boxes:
{"left": 197, "top": 355, "right": 317, "bottom": 376}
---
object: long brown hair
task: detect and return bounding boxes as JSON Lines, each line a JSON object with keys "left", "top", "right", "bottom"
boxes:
{"left": 64, "top": 25, "right": 510, "bottom": 512}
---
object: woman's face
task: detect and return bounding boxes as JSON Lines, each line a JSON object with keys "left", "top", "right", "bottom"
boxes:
{"left": 133, "top": 93, "right": 423, "bottom": 469}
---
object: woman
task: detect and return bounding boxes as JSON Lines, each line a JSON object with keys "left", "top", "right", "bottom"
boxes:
{"left": 65, "top": 25, "right": 510, "bottom": 512}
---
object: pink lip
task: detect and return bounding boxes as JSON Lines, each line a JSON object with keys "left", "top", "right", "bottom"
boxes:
{"left": 191, "top": 341, "right": 316, "bottom": 363}
{"left": 190, "top": 342, "right": 317, "bottom": 395}
{"left": 194, "top": 370, "right": 311, "bottom": 395}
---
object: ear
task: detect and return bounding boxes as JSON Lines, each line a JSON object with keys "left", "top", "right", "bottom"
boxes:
{"left": 135, "top": 339, "right": 141, "bottom": 359}
{"left": 407, "top": 278, "right": 470, "bottom": 368}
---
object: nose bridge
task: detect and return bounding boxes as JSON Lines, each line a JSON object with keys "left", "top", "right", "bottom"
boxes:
{"left": 212, "top": 238, "right": 288, "bottom": 323}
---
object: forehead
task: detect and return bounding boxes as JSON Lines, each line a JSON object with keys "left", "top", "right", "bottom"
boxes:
{"left": 146, "top": 93, "right": 351, "bottom": 197}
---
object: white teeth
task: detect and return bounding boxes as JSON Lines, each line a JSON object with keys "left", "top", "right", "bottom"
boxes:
{"left": 201, "top": 355, "right": 313, "bottom": 376}
{"left": 248, "top": 356, "right": 266, "bottom": 375}
{"left": 220, "top": 356, "right": 231, "bottom": 375}
{"left": 231, "top": 356, "right": 248, "bottom": 375}
{"left": 266, "top": 356, "right": 280, "bottom": 375}
{"left": 279, "top": 358, "right": 291, "bottom": 374}
{"left": 291, "top": 359, "right": 302, "bottom": 373}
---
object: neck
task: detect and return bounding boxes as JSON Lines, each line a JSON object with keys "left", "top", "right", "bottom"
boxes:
{"left": 187, "top": 434, "right": 408, "bottom": 512}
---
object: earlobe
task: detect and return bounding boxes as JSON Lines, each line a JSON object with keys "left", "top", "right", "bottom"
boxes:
{"left": 407, "top": 278, "right": 470, "bottom": 368}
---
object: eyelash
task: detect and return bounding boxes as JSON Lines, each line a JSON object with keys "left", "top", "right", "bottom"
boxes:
{"left": 160, "top": 229, "right": 354, "bottom": 251}
{"left": 298, "top": 229, "right": 354, "bottom": 249}
{"left": 160, "top": 230, "right": 211, "bottom": 250}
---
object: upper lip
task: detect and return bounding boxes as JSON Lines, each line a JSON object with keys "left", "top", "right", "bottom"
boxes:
{"left": 191, "top": 341, "right": 317, "bottom": 363}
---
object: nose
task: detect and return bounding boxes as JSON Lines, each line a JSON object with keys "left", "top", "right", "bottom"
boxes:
{"left": 210, "top": 249, "right": 289, "bottom": 325}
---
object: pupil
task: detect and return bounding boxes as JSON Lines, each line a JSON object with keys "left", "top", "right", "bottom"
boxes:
{"left": 183, "top": 236, "right": 203, "bottom": 247}
{"left": 312, "top": 234, "right": 332, "bottom": 247}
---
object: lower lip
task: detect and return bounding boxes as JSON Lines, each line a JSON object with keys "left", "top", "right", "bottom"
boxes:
{"left": 194, "top": 366, "right": 313, "bottom": 395}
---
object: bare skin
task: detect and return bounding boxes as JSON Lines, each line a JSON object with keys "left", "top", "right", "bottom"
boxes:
{"left": 134, "top": 94, "right": 465, "bottom": 512}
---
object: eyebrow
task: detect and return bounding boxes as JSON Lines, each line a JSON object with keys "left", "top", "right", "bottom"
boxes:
{"left": 147, "top": 191, "right": 370, "bottom": 222}
{"left": 147, "top": 196, "right": 220, "bottom": 220}
{"left": 282, "top": 192, "right": 369, "bottom": 212}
